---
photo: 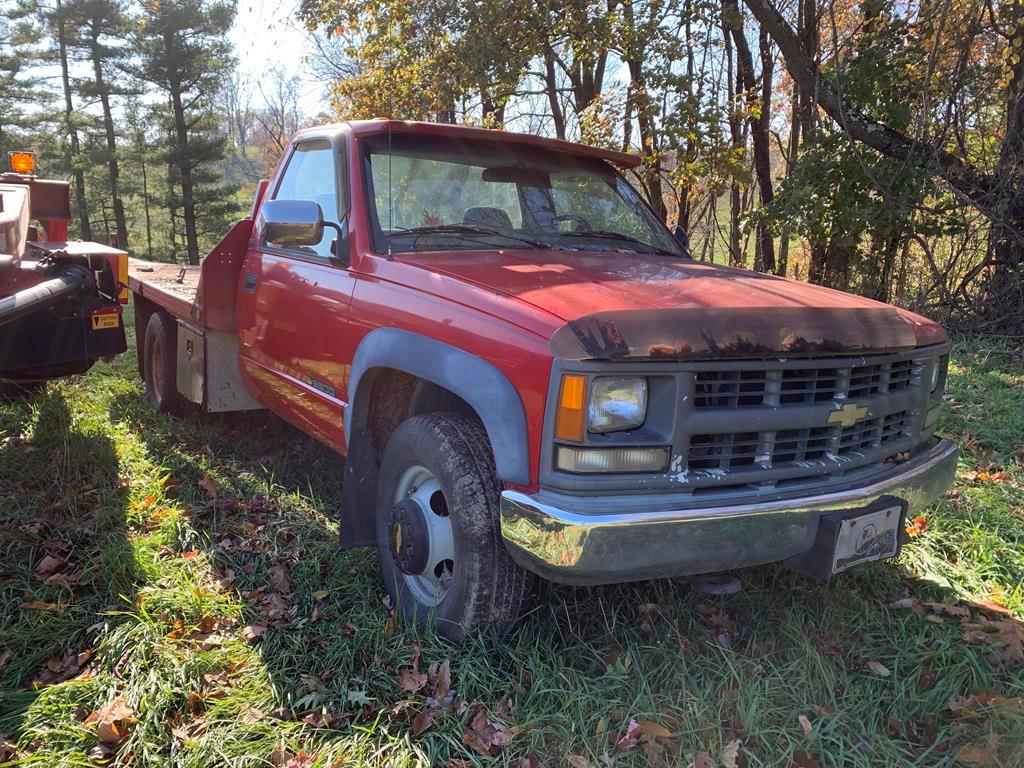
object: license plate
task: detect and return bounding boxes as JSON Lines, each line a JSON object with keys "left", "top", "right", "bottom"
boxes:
{"left": 831, "top": 504, "right": 903, "bottom": 574}
{"left": 91, "top": 312, "right": 120, "bottom": 330}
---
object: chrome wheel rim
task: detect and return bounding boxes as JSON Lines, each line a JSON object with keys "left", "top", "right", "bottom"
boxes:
{"left": 391, "top": 464, "right": 454, "bottom": 607}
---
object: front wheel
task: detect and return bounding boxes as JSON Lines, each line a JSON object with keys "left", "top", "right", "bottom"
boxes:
{"left": 375, "top": 412, "right": 535, "bottom": 641}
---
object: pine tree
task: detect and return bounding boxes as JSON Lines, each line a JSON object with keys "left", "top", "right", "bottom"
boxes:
{"left": 72, "top": 0, "right": 134, "bottom": 248}
{"left": 135, "top": 0, "right": 237, "bottom": 264}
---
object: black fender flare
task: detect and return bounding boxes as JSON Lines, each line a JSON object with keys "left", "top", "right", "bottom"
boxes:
{"left": 346, "top": 328, "right": 529, "bottom": 485}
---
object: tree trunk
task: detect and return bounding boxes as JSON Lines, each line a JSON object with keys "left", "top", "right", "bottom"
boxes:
{"left": 163, "top": 30, "right": 200, "bottom": 265}
{"left": 88, "top": 20, "right": 128, "bottom": 249}
{"left": 723, "top": 0, "right": 776, "bottom": 272}
{"left": 542, "top": 46, "right": 566, "bottom": 140}
{"left": 55, "top": 0, "right": 91, "bottom": 242}
{"left": 722, "top": 14, "right": 744, "bottom": 265}
{"left": 986, "top": 1, "right": 1024, "bottom": 326}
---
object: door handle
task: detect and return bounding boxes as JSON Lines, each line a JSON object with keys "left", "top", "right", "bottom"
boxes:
{"left": 244, "top": 273, "right": 258, "bottom": 292}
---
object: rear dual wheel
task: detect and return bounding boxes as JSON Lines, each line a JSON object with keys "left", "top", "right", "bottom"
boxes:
{"left": 375, "top": 412, "right": 534, "bottom": 641}
{"left": 143, "top": 311, "right": 182, "bottom": 413}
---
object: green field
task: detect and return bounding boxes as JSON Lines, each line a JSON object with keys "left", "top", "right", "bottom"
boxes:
{"left": 1, "top": 323, "right": 1022, "bottom": 767}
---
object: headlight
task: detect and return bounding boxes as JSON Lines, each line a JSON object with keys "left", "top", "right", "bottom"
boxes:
{"left": 931, "top": 354, "right": 949, "bottom": 395}
{"left": 588, "top": 376, "right": 647, "bottom": 433}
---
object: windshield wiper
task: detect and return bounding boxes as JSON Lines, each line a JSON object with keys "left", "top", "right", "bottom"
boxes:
{"left": 394, "top": 224, "right": 555, "bottom": 250}
{"left": 562, "top": 230, "right": 680, "bottom": 257}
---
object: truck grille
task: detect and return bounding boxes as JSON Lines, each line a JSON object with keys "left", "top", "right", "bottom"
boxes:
{"left": 680, "top": 352, "right": 927, "bottom": 492}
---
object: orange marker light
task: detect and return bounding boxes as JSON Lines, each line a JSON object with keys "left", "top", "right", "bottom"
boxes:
{"left": 9, "top": 151, "right": 35, "bottom": 174}
{"left": 554, "top": 373, "right": 587, "bottom": 442}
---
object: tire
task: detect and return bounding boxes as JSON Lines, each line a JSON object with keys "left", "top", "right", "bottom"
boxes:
{"left": 375, "top": 412, "right": 535, "bottom": 641}
{"left": 143, "top": 311, "right": 181, "bottom": 413}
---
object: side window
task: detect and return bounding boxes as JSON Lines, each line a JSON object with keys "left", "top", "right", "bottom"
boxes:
{"left": 271, "top": 140, "right": 340, "bottom": 259}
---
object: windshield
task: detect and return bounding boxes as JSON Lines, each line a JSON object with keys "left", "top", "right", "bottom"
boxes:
{"left": 362, "top": 135, "right": 685, "bottom": 257}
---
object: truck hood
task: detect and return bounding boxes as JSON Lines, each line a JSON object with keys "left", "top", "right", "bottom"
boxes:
{"left": 402, "top": 249, "right": 947, "bottom": 360}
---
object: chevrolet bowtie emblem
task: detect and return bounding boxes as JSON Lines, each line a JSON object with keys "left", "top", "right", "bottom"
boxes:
{"left": 827, "top": 402, "right": 870, "bottom": 428}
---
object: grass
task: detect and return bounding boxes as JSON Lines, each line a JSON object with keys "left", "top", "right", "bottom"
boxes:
{"left": 1, "top": 318, "right": 1023, "bottom": 767}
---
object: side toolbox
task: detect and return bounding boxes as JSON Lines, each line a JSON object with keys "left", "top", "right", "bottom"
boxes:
{"left": 176, "top": 320, "right": 264, "bottom": 412}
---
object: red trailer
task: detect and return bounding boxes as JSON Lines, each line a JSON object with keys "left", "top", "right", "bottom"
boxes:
{"left": 0, "top": 151, "right": 128, "bottom": 394}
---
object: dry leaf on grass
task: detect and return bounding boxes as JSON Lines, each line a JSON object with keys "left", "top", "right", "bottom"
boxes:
{"left": 957, "top": 738, "right": 997, "bottom": 767}
{"left": 719, "top": 738, "right": 741, "bottom": 768}
{"left": 412, "top": 707, "right": 438, "bottom": 737}
{"left": 19, "top": 600, "right": 57, "bottom": 611}
{"left": 961, "top": 617, "right": 1024, "bottom": 665}
{"left": 0, "top": 736, "right": 18, "bottom": 761}
{"left": 35, "top": 554, "right": 65, "bottom": 580}
{"left": 396, "top": 666, "right": 428, "bottom": 694}
{"left": 616, "top": 719, "right": 642, "bottom": 749}
{"left": 434, "top": 659, "right": 452, "bottom": 700}
{"left": 283, "top": 752, "right": 316, "bottom": 768}
{"left": 566, "top": 756, "right": 592, "bottom": 768}
{"left": 268, "top": 563, "right": 293, "bottom": 594}
{"left": 688, "top": 750, "right": 715, "bottom": 768}
{"left": 798, "top": 714, "right": 813, "bottom": 737}
{"left": 85, "top": 697, "right": 136, "bottom": 745}
{"left": 793, "top": 750, "right": 821, "bottom": 768}
{"left": 241, "top": 623, "right": 267, "bottom": 643}
{"left": 948, "top": 693, "right": 1024, "bottom": 715}
{"left": 199, "top": 475, "right": 219, "bottom": 499}
{"left": 865, "top": 661, "right": 891, "bottom": 677}
{"left": 462, "top": 709, "right": 515, "bottom": 756}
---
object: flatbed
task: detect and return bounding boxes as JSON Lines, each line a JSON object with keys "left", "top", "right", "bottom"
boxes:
{"left": 127, "top": 258, "right": 201, "bottom": 320}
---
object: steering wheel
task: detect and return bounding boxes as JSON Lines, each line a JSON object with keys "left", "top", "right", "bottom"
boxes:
{"left": 555, "top": 214, "right": 592, "bottom": 234}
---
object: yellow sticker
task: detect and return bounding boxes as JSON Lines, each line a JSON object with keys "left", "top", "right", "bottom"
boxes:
{"left": 91, "top": 313, "right": 120, "bottom": 330}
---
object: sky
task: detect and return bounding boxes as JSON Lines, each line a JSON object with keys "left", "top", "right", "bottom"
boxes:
{"left": 228, "top": 0, "right": 331, "bottom": 117}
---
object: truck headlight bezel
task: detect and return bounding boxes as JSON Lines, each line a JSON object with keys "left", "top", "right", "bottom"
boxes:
{"left": 930, "top": 353, "right": 949, "bottom": 396}
{"left": 587, "top": 376, "right": 648, "bottom": 433}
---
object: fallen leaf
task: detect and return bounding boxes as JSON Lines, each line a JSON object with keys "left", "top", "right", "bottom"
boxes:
{"left": 956, "top": 740, "right": 994, "bottom": 767}
{"left": 283, "top": 752, "right": 316, "bottom": 768}
{"left": 922, "top": 602, "right": 971, "bottom": 620}
{"left": 0, "top": 736, "right": 18, "bottom": 761}
{"left": 905, "top": 515, "right": 928, "bottom": 537}
{"left": 520, "top": 753, "right": 544, "bottom": 768}
{"left": 638, "top": 719, "right": 672, "bottom": 739}
{"left": 689, "top": 751, "right": 714, "bottom": 768}
{"left": 462, "top": 709, "right": 515, "bottom": 756}
{"left": 0, "top": 651, "right": 10, "bottom": 671}
{"left": 268, "top": 563, "right": 293, "bottom": 594}
{"left": 566, "top": 756, "right": 591, "bottom": 768}
{"left": 85, "top": 697, "right": 136, "bottom": 745}
{"left": 199, "top": 475, "right": 218, "bottom": 498}
{"left": 35, "top": 554, "right": 65, "bottom": 580}
{"left": 434, "top": 659, "right": 451, "bottom": 700}
{"left": 798, "top": 714, "right": 813, "bottom": 738}
{"left": 241, "top": 623, "right": 267, "bottom": 642}
{"left": 616, "top": 719, "right": 642, "bottom": 750}
{"left": 719, "top": 738, "right": 741, "bottom": 768}
{"left": 793, "top": 751, "right": 821, "bottom": 768}
{"left": 396, "top": 666, "right": 428, "bottom": 694}
{"left": 412, "top": 707, "right": 438, "bottom": 736}
{"left": 19, "top": 601, "right": 57, "bottom": 611}
{"left": 865, "top": 661, "right": 891, "bottom": 677}
{"left": 311, "top": 590, "right": 329, "bottom": 600}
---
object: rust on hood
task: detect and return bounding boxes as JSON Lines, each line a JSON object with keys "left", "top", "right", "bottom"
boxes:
{"left": 549, "top": 306, "right": 922, "bottom": 362}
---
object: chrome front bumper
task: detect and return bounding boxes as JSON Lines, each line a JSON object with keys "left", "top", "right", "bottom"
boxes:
{"left": 500, "top": 439, "right": 958, "bottom": 585}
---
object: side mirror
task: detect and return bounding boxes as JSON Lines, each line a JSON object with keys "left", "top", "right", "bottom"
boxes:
{"left": 260, "top": 199, "right": 324, "bottom": 247}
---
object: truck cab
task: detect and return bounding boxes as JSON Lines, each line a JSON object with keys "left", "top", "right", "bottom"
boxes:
{"left": 129, "top": 121, "right": 957, "bottom": 640}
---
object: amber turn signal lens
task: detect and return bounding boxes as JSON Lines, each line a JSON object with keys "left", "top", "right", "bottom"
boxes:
{"left": 554, "top": 373, "right": 587, "bottom": 442}
{"left": 9, "top": 151, "right": 35, "bottom": 174}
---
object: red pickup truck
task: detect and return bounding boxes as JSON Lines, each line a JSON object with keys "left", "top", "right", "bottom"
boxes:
{"left": 129, "top": 120, "right": 957, "bottom": 639}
